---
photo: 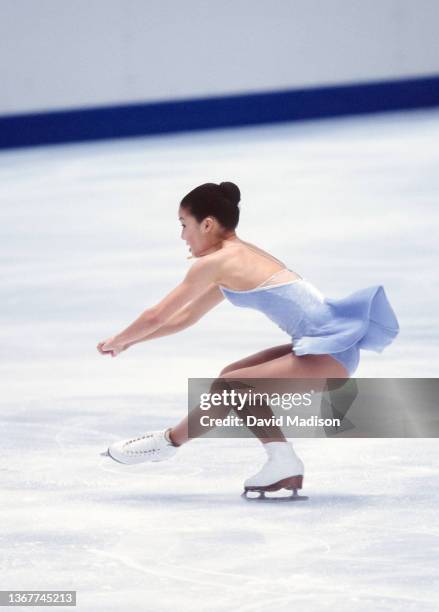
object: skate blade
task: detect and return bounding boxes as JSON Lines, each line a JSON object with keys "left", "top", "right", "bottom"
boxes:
{"left": 100, "top": 448, "right": 131, "bottom": 464}
{"left": 242, "top": 490, "right": 308, "bottom": 502}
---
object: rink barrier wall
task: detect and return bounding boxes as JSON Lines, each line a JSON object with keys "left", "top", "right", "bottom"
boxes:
{"left": 1, "top": 74, "right": 439, "bottom": 150}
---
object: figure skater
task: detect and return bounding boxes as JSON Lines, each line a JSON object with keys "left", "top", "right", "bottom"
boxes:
{"left": 97, "top": 181, "right": 399, "bottom": 499}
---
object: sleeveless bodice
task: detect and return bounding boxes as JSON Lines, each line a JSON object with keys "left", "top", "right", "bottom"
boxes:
{"left": 219, "top": 278, "right": 400, "bottom": 361}
{"left": 219, "top": 280, "right": 327, "bottom": 340}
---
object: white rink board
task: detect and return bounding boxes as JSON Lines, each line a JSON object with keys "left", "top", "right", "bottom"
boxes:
{"left": 1, "top": 0, "right": 439, "bottom": 115}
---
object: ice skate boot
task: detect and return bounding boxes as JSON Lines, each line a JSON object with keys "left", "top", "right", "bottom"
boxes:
{"left": 242, "top": 441, "right": 307, "bottom": 502}
{"left": 101, "top": 428, "right": 178, "bottom": 465}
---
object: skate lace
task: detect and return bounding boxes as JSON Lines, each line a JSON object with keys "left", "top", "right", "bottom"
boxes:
{"left": 122, "top": 433, "right": 162, "bottom": 456}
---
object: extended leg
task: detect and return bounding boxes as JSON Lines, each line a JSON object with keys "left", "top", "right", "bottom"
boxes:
{"left": 169, "top": 376, "right": 288, "bottom": 445}
{"left": 170, "top": 343, "right": 294, "bottom": 446}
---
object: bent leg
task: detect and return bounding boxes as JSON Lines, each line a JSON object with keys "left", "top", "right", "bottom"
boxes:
{"left": 170, "top": 350, "right": 348, "bottom": 446}
{"left": 170, "top": 344, "right": 293, "bottom": 446}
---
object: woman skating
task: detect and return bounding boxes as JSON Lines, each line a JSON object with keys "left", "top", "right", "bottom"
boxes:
{"left": 97, "top": 181, "right": 399, "bottom": 499}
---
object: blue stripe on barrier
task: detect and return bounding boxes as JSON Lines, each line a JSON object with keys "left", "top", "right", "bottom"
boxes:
{"left": 1, "top": 74, "right": 439, "bottom": 150}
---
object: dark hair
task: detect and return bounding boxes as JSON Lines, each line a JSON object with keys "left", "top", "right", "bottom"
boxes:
{"left": 180, "top": 182, "right": 241, "bottom": 231}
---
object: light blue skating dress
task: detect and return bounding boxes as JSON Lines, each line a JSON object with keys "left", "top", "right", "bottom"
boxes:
{"left": 218, "top": 271, "right": 399, "bottom": 376}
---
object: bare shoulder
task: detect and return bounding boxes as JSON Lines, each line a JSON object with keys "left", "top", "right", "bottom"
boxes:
{"left": 186, "top": 239, "right": 288, "bottom": 289}
{"left": 185, "top": 250, "right": 227, "bottom": 285}
{"left": 186, "top": 248, "right": 246, "bottom": 289}
{"left": 212, "top": 244, "right": 253, "bottom": 276}
{"left": 187, "top": 249, "right": 224, "bottom": 270}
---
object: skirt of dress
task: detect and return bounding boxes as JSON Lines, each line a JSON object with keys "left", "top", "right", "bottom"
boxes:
{"left": 292, "top": 285, "right": 400, "bottom": 375}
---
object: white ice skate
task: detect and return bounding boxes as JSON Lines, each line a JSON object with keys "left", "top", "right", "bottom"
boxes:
{"left": 101, "top": 428, "right": 178, "bottom": 465}
{"left": 242, "top": 441, "right": 307, "bottom": 502}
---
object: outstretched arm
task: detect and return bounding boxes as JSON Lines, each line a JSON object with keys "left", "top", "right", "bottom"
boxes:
{"left": 99, "top": 257, "right": 220, "bottom": 353}
{"left": 126, "top": 283, "right": 225, "bottom": 345}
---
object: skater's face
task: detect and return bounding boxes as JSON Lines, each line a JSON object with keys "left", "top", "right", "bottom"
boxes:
{"left": 178, "top": 207, "right": 221, "bottom": 257}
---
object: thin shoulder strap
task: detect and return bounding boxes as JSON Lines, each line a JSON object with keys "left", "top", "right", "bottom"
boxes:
{"left": 255, "top": 268, "right": 291, "bottom": 288}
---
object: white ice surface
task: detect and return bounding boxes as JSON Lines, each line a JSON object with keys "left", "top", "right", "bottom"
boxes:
{"left": 1, "top": 109, "right": 439, "bottom": 611}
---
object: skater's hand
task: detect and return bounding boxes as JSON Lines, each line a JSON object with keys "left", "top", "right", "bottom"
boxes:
{"left": 97, "top": 336, "right": 128, "bottom": 357}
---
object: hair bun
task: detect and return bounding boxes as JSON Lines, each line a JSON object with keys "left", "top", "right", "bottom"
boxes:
{"left": 219, "top": 181, "right": 241, "bottom": 207}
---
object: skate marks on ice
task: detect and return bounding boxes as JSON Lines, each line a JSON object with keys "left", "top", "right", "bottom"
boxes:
{"left": 6, "top": 417, "right": 439, "bottom": 611}
{"left": 55, "top": 413, "right": 136, "bottom": 479}
{"left": 83, "top": 527, "right": 333, "bottom": 610}
{"left": 84, "top": 546, "right": 328, "bottom": 611}
{"left": 83, "top": 512, "right": 439, "bottom": 612}
{"left": 49, "top": 398, "right": 204, "bottom": 480}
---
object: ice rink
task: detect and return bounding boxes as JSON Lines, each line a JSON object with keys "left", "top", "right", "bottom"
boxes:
{"left": 1, "top": 108, "right": 439, "bottom": 610}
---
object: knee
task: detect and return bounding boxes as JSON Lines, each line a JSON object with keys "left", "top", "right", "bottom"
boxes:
{"left": 209, "top": 376, "right": 233, "bottom": 396}
{"left": 211, "top": 369, "right": 246, "bottom": 393}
